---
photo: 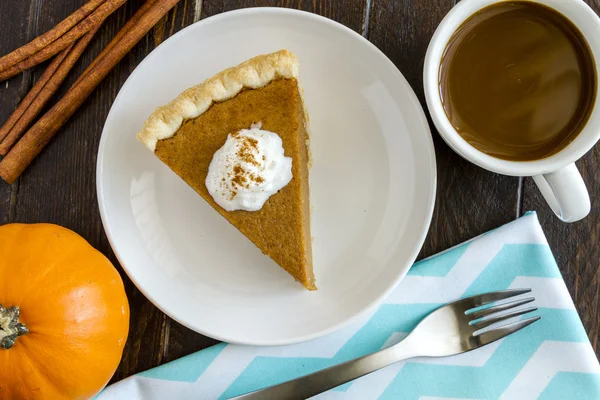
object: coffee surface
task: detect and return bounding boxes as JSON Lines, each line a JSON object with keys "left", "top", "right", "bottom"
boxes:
{"left": 439, "top": 1, "right": 596, "bottom": 161}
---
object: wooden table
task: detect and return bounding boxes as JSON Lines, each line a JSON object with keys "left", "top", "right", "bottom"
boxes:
{"left": 1, "top": 0, "right": 599, "bottom": 383}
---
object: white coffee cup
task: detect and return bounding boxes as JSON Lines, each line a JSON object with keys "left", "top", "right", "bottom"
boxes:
{"left": 424, "top": 0, "right": 600, "bottom": 222}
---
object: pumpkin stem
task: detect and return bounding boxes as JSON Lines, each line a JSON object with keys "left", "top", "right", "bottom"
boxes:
{"left": 0, "top": 305, "right": 28, "bottom": 349}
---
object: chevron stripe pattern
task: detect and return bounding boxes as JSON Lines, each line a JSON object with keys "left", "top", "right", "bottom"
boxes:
{"left": 98, "top": 212, "right": 600, "bottom": 399}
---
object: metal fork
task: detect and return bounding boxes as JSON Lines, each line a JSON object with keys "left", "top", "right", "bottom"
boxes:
{"left": 232, "top": 289, "right": 540, "bottom": 400}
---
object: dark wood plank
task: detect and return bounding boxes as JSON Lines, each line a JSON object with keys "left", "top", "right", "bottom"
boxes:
{"left": 0, "top": 185, "right": 9, "bottom": 224}
{"left": 368, "top": 0, "right": 521, "bottom": 258}
{"left": 162, "top": 319, "right": 221, "bottom": 363}
{"left": 589, "top": 0, "right": 600, "bottom": 15}
{"left": 162, "top": 0, "right": 370, "bottom": 364}
{"left": 0, "top": 0, "right": 44, "bottom": 224}
{"left": 201, "top": 0, "right": 367, "bottom": 34}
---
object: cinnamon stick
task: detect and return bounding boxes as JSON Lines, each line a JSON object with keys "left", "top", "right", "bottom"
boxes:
{"left": 0, "top": 0, "right": 181, "bottom": 185}
{"left": 0, "top": 46, "right": 73, "bottom": 146}
{"left": 73, "top": 0, "right": 158, "bottom": 88}
{"left": 0, "top": 26, "right": 101, "bottom": 156}
{"left": 0, "top": 0, "right": 126, "bottom": 82}
{"left": 0, "top": 0, "right": 106, "bottom": 73}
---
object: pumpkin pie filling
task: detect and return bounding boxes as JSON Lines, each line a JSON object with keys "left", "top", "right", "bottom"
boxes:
{"left": 138, "top": 51, "right": 315, "bottom": 290}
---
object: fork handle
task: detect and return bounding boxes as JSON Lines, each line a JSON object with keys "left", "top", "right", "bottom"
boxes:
{"left": 231, "top": 341, "right": 417, "bottom": 400}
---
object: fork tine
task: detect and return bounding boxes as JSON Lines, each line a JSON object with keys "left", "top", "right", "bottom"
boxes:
{"left": 475, "top": 316, "right": 540, "bottom": 345}
{"left": 470, "top": 297, "right": 535, "bottom": 320}
{"left": 472, "top": 306, "right": 537, "bottom": 329}
{"left": 470, "top": 289, "right": 531, "bottom": 307}
{"left": 457, "top": 289, "right": 532, "bottom": 311}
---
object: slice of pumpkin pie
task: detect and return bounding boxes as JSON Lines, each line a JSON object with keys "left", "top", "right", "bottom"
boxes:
{"left": 137, "top": 50, "right": 315, "bottom": 290}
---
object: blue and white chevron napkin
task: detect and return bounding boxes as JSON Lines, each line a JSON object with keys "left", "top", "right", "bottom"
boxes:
{"left": 98, "top": 211, "right": 600, "bottom": 399}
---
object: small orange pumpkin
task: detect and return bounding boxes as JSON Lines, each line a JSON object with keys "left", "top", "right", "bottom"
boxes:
{"left": 0, "top": 224, "right": 130, "bottom": 399}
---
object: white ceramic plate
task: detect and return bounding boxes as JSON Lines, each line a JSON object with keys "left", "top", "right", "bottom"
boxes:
{"left": 97, "top": 8, "right": 436, "bottom": 345}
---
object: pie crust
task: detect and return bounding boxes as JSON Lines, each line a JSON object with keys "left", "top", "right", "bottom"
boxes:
{"left": 137, "top": 50, "right": 299, "bottom": 151}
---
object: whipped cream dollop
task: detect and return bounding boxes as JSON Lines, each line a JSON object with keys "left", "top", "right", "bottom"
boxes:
{"left": 206, "top": 123, "right": 293, "bottom": 212}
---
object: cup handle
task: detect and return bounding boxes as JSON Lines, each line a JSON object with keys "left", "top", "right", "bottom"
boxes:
{"left": 532, "top": 163, "right": 590, "bottom": 222}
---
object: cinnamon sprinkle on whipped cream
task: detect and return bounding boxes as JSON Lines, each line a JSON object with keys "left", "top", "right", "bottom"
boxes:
{"left": 205, "top": 123, "right": 292, "bottom": 211}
